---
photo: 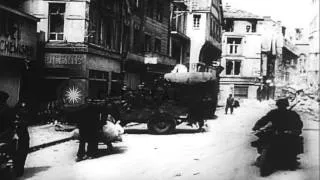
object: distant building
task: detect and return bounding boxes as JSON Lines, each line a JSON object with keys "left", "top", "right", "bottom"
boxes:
{"left": 219, "top": 6, "right": 264, "bottom": 102}
{"left": 220, "top": 6, "right": 302, "bottom": 102}
{"left": 0, "top": 3, "right": 38, "bottom": 106}
{"left": 123, "top": 0, "right": 184, "bottom": 90}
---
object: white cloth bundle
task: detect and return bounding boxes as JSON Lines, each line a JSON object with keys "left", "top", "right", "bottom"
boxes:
{"left": 101, "top": 121, "right": 124, "bottom": 142}
{"left": 71, "top": 121, "right": 124, "bottom": 143}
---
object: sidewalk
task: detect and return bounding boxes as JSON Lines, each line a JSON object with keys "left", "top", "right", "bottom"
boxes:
{"left": 28, "top": 124, "right": 75, "bottom": 153}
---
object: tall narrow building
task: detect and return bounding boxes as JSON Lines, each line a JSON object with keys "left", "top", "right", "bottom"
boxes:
{"left": 186, "top": 0, "right": 224, "bottom": 71}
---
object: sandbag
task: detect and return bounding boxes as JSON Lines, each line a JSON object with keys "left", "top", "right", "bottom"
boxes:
{"left": 101, "top": 121, "right": 124, "bottom": 142}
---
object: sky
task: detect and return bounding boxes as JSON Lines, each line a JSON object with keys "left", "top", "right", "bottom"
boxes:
{"left": 222, "top": 0, "right": 315, "bottom": 30}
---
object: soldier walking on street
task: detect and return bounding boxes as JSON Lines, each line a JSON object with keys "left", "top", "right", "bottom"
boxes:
{"left": 225, "top": 94, "right": 234, "bottom": 114}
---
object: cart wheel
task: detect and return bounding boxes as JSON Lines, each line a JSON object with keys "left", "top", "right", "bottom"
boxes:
{"left": 148, "top": 114, "right": 176, "bottom": 134}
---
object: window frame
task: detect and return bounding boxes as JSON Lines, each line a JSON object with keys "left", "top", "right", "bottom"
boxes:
{"left": 48, "top": 3, "right": 66, "bottom": 41}
{"left": 144, "top": 34, "right": 152, "bottom": 52}
{"left": 193, "top": 14, "right": 201, "bottom": 29}
{"left": 225, "top": 59, "right": 242, "bottom": 76}
{"left": 154, "top": 38, "right": 161, "bottom": 53}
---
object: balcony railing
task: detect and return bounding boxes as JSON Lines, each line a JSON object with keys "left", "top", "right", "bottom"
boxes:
{"left": 226, "top": 44, "right": 242, "bottom": 55}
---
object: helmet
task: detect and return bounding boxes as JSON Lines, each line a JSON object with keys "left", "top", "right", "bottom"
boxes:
{"left": 276, "top": 98, "right": 289, "bottom": 107}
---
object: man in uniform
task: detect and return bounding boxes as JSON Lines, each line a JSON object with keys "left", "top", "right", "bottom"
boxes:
{"left": 252, "top": 98, "right": 303, "bottom": 170}
{"left": 225, "top": 94, "right": 234, "bottom": 114}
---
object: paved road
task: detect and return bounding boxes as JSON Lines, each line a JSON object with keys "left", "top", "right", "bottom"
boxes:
{"left": 20, "top": 101, "right": 319, "bottom": 180}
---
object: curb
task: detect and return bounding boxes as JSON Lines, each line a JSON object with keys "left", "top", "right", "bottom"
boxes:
{"left": 28, "top": 137, "right": 74, "bottom": 153}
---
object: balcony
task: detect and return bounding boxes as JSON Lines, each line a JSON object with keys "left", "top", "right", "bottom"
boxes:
{"left": 226, "top": 44, "right": 243, "bottom": 55}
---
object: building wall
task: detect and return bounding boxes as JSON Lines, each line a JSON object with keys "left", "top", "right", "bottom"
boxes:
{"left": 22, "top": 0, "right": 86, "bottom": 42}
{"left": 0, "top": 5, "right": 38, "bottom": 106}
{"left": 220, "top": 17, "right": 263, "bottom": 103}
{"left": 186, "top": 0, "right": 222, "bottom": 69}
{"left": 0, "top": 62, "right": 21, "bottom": 106}
{"left": 186, "top": 12, "right": 207, "bottom": 64}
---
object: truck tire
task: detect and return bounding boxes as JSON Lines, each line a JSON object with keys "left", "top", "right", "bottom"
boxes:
{"left": 148, "top": 113, "right": 176, "bottom": 134}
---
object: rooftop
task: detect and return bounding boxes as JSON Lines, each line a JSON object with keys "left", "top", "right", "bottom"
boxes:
{"left": 223, "top": 7, "right": 263, "bottom": 20}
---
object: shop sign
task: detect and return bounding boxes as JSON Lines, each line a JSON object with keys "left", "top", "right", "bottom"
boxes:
{"left": 0, "top": 36, "right": 34, "bottom": 59}
{"left": 44, "top": 53, "right": 85, "bottom": 68}
{"left": 144, "top": 57, "right": 157, "bottom": 64}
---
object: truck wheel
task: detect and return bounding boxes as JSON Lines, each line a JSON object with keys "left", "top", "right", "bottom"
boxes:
{"left": 148, "top": 114, "right": 176, "bottom": 134}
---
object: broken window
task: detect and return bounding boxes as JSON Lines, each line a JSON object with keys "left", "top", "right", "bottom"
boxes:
{"left": 49, "top": 3, "right": 65, "bottom": 41}
{"left": 226, "top": 60, "right": 241, "bottom": 75}
{"left": 193, "top": 15, "right": 201, "bottom": 28}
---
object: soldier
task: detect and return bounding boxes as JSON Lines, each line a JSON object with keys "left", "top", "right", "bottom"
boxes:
{"left": 252, "top": 98, "right": 303, "bottom": 169}
{"left": 75, "top": 98, "right": 101, "bottom": 161}
{"left": 225, "top": 94, "right": 234, "bottom": 114}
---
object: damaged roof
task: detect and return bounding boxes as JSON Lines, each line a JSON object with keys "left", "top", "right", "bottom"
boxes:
{"left": 223, "top": 8, "right": 263, "bottom": 20}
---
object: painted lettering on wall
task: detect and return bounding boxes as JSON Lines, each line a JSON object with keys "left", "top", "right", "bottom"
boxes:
{"left": 0, "top": 36, "right": 34, "bottom": 59}
{"left": 44, "top": 53, "right": 85, "bottom": 66}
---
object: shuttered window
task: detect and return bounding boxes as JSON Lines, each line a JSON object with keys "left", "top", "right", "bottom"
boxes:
{"left": 234, "top": 86, "right": 248, "bottom": 98}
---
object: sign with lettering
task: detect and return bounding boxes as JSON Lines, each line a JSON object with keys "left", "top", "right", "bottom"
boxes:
{"left": 0, "top": 36, "right": 34, "bottom": 59}
{"left": 44, "top": 53, "right": 85, "bottom": 68}
{"left": 144, "top": 57, "right": 157, "bottom": 64}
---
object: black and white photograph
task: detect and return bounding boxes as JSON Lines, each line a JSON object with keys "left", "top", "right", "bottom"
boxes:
{"left": 0, "top": 0, "right": 319, "bottom": 179}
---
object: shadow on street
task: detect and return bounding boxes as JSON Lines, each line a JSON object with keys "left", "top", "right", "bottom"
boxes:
{"left": 19, "top": 166, "right": 51, "bottom": 179}
{"left": 94, "top": 145, "right": 128, "bottom": 158}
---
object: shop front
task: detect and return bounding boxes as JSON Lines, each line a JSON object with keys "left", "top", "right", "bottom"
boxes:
{"left": 41, "top": 52, "right": 121, "bottom": 108}
{"left": 0, "top": 5, "right": 38, "bottom": 107}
